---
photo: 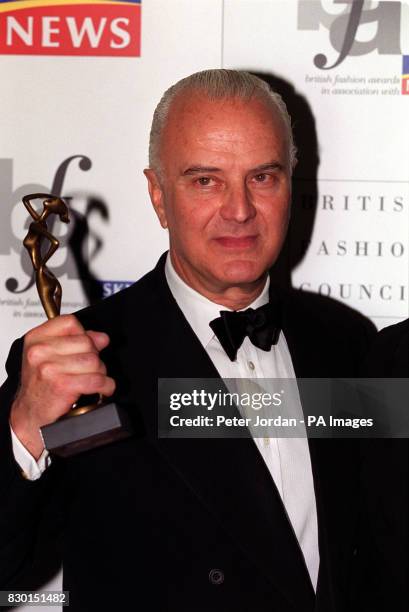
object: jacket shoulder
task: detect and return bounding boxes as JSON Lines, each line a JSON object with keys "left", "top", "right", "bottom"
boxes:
{"left": 75, "top": 265, "right": 159, "bottom": 332}
{"left": 282, "top": 287, "right": 376, "bottom": 338}
{"left": 279, "top": 288, "right": 377, "bottom": 376}
{"left": 363, "top": 319, "right": 409, "bottom": 376}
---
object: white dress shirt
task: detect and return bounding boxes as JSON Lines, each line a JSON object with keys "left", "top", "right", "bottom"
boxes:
{"left": 11, "top": 253, "right": 319, "bottom": 588}
{"left": 11, "top": 427, "right": 49, "bottom": 480}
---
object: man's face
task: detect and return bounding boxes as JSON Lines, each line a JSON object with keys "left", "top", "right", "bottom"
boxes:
{"left": 145, "top": 92, "right": 291, "bottom": 297}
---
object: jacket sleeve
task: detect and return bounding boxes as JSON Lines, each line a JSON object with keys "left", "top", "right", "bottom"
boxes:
{"left": 0, "top": 339, "right": 65, "bottom": 589}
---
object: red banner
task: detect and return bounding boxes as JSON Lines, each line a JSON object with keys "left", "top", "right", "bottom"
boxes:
{"left": 0, "top": 2, "right": 141, "bottom": 56}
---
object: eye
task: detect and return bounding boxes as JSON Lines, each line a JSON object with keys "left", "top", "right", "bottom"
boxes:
{"left": 250, "top": 172, "right": 280, "bottom": 187}
{"left": 196, "top": 177, "right": 213, "bottom": 186}
{"left": 254, "top": 173, "right": 269, "bottom": 182}
{"left": 194, "top": 176, "right": 219, "bottom": 188}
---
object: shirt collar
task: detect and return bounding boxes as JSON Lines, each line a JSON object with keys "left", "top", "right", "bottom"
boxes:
{"left": 165, "top": 252, "right": 270, "bottom": 350}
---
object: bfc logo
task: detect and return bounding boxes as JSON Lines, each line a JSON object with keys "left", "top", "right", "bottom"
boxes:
{"left": 298, "top": 0, "right": 407, "bottom": 70}
{"left": 0, "top": 0, "right": 141, "bottom": 56}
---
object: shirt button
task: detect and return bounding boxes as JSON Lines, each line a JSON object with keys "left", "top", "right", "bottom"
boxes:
{"left": 248, "top": 361, "right": 255, "bottom": 371}
{"left": 209, "top": 569, "right": 224, "bottom": 585}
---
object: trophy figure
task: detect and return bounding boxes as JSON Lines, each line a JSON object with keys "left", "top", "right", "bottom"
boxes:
{"left": 22, "top": 193, "right": 132, "bottom": 457}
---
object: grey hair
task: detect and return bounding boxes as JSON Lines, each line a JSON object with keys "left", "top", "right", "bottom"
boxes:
{"left": 148, "top": 69, "right": 297, "bottom": 175}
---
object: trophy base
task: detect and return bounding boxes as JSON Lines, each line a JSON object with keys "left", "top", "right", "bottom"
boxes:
{"left": 40, "top": 402, "right": 132, "bottom": 458}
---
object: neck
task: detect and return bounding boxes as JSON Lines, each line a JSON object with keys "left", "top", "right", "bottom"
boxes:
{"left": 170, "top": 252, "right": 268, "bottom": 311}
{"left": 207, "top": 285, "right": 266, "bottom": 310}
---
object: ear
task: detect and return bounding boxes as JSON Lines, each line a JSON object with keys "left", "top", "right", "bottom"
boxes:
{"left": 143, "top": 169, "right": 168, "bottom": 228}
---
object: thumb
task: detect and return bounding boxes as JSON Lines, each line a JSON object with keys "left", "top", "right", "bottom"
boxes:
{"left": 86, "top": 330, "right": 110, "bottom": 352}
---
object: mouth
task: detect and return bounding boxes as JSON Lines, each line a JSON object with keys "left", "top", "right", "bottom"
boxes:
{"left": 213, "top": 235, "right": 258, "bottom": 249}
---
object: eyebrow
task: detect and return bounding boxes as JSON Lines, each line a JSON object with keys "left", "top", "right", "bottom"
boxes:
{"left": 251, "top": 162, "right": 284, "bottom": 173}
{"left": 182, "top": 162, "right": 284, "bottom": 176}
{"left": 183, "top": 166, "right": 221, "bottom": 175}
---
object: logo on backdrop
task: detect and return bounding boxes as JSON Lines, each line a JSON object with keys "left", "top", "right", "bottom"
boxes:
{"left": 100, "top": 280, "right": 133, "bottom": 298}
{"left": 298, "top": 0, "right": 405, "bottom": 69}
{"left": 1, "top": 155, "right": 94, "bottom": 294}
{"left": 0, "top": 156, "right": 134, "bottom": 323}
{"left": 0, "top": 0, "right": 141, "bottom": 56}
{"left": 298, "top": 0, "right": 408, "bottom": 97}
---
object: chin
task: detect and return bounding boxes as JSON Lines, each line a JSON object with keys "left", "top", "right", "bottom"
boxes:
{"left": 216, "top": 259, "right": 267, "bottom": 286}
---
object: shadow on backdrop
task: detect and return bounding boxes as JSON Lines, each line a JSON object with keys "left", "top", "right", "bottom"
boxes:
{"left": 65, "top": 195, "right": 108, "bottom": 305}
{"left": 252, "top": 71, "right": 320, "bottom": 286}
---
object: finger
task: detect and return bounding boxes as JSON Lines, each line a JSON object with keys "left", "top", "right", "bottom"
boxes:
{"left": 25, "top": 315, "right": 84, "bottom": 345}
{"left": 86, "top": 330, "right": 110, "bottom": 351}
{"left": 37, "top": 353, "right": 107, "bottom": 377}
{"left": 25, "top": 334, "right": 99, "bottom": 364}
{"left": 58, "top": 373, "right": 116, "bottom": 398}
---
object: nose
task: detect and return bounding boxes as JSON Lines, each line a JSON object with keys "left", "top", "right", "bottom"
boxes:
{"left": 219, "top": 182, "right": 256, "bottom": 223}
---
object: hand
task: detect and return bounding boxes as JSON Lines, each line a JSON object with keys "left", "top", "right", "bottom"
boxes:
{"left": 10, "top": 315, "right": 116, "bottom": 460}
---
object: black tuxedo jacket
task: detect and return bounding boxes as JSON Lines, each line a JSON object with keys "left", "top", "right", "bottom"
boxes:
{"left": 363, "top": 319, "right": 409, "bottom": 378}
{"left": 0, "top": 254, "right": 374, "bottom": 612}
{"left": 355, "top": 320, "right": 409, "bottom": 612}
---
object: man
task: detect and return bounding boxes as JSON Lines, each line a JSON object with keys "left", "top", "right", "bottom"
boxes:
{"left": 0, "top": 70, "right": 373, "bottom": 611}
{"left": 355, "top": 319, "right": 409, "bottom": 612}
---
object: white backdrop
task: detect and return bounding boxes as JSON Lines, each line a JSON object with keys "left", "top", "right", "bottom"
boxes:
{"left": 0, "top": 1, "right": 408, "bottom": 609}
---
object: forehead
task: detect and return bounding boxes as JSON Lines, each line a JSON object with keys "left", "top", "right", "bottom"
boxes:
{"left": 160, "top": 91, "right": 288, "bottom": 166}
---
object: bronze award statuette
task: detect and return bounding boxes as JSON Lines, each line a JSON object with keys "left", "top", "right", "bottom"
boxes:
{"left": 22, "top": 193, "right": 132, "bottom": 457}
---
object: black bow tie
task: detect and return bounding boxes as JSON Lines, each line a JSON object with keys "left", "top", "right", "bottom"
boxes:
{"left": 209, "top": 302, "right": 281, "bottom": 362}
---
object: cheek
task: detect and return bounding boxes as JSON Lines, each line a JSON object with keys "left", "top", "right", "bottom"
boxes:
{"left": 168, "top": 200, "right": 213, "bottom": 248}
{"left": 171, "top": 195, "right": 217, "bottom": 237}
{"left": 260, "top": 200, "right": 290, "bottom": 235}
